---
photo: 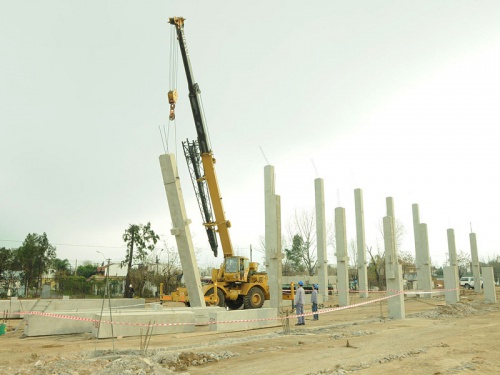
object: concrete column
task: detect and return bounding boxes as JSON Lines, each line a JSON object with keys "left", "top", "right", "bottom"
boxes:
{"left": 482, "top": 267, "right": 496, "bottom": 303}
{"left": 385, "top": 197, "right": 403, "bottom": 290}
{"left": 469, "top": 233, "right": 481, "bottom": 293}
{"left": 383, "top": 216, "right": 405, "bottom": 319}
{"left": 159, "top": 154, "right": 205, "bottom": 307}
{"left": 443, "top": 266, "right": 459, "bottom": 304}
{"left": 386, "top": 197, "right": 395, "bottom": 220}
{"left": 264, "top": 165, "right": 283, "bottom": 310}
{"left": 354, "top": 189, "right": 368, "bottom": 298}
{"left": 335, "top": 207, "right": 349, "bottom": 307}
{"left": 385, "top": 197, "right": 398, "bottom": 268}
{"left": 417, "top": 224, "right": 433, "bottom": 298}
{"left": 447, "top": 229, "right": 457, "bottom": 267}
{"left": 412, "top": 204, "right": 421, "bottom": 280}
{"left": 315, "top": 178, "right": 328, "bottom": 301}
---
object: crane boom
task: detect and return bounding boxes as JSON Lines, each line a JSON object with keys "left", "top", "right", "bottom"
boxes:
{"left": 169, "top": 17, "right": 234, "bottom": 259}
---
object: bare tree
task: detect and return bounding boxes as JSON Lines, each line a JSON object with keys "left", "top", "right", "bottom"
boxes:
{"left": 326, "top": 220, "right": 336, "bottom": 265}
{"left": 287, "top": 208, "right": 317, "bottom": 276}
{"left": 377, "top": 218, "right": 406, "bottom": 251}
{"left": 367, "top": 243, "right": 385, "bottom": 289}
{"left": 348, "top": 238, "right": 358, "bottom": 269}
{"left": 398, "top": 250, "right": 415, "bottom": 276}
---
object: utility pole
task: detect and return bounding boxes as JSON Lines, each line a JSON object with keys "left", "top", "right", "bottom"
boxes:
{"left": 125, "top": 227, "right": 136, "bottom": 298}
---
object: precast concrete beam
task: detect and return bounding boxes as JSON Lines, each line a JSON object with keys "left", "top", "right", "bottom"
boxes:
{"left": 159, "top": 154, "right": 205, "bottom": 307}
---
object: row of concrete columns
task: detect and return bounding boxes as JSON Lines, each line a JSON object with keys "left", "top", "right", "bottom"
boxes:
{"left": 159, "top": 156, "right": 495, "bottom": 317}
{"left": 262, "top": 164, "right": 496, "bottom": 317}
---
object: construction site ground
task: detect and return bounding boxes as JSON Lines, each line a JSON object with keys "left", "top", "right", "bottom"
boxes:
{"left": 1, "top": 289, "right": 499, "bottom": 374}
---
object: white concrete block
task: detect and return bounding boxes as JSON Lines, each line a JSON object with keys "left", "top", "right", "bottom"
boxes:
{"left": 208, "top": 308, "right": 278, "bottom": 332}
{"left": 24, "top": 311, "right": 95, "bottom": 336}
{"left": 92, "top": 310, "right": 196, "bottom": 338}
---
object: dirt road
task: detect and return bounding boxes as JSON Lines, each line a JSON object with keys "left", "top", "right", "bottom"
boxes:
{"left": 1, "top": 290, "right": 499, "bottom": 374}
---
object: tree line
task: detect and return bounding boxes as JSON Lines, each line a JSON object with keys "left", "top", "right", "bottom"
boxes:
{"left": 0, "top": 223, "right": 183, "bottom": 299}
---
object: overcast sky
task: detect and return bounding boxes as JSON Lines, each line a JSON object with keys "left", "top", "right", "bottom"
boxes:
{"left": 1, "top": 1, "right": 499, "bottom": 271}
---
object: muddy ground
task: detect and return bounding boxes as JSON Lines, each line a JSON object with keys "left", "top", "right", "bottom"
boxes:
{"left": 1, "top": 289, "right": 499, "bottom": 374}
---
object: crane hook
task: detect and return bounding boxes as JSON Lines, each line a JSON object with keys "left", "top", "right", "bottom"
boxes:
{"left": 168, "top": 89, "right": 178, "bottom": 121}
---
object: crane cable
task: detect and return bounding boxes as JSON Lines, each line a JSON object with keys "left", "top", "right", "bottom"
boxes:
{"left": 163, "top": 25, "right": 179, "bottom": 157}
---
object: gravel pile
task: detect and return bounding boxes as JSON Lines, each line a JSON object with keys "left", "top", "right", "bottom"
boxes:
{"left": 5, "top": 349, "right": 240, "bottom": 375}
{"left": 408, "top": 301, "right": 498, "bottom": 319}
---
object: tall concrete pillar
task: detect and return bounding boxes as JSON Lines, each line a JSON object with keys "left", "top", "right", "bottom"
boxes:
{"left": 443, "top": 266, "right": 459, "bottom": 304}
{"left": 412, "top": 203, "right": 421, "bottom": 273}
{"left": 315, "top": 178, "right": 328, "bottom": 301}
{"left": 159, "top": 154, "right": 205, "bottom": 307}
{"left": 417, "top": 224, "right": 433, "bottom": 298}
{"left": 447, "top": 229, "right": 457, "bottom": 267}
{"left": 385, "top": 197, "right": 403, "bottom": 288}
{"left": 386, "top": 197, "right": 395, "bottom": 221}
{"left": 354, "top": 189, "right": 368, "bottom": 298}
{"left": 482, "top": 267, "right": 496, "bottom": 303}
{"left": 335, "top": 207, "right": 349, "bottom": 307}
{"left": 469, "top": 233, "right": 481, "bottom": 293}
{"left": 383, "top": 216, "right": 405, "bottom": 319}
{"left": 264, "top": 165, "right": 283, "bottom": 310}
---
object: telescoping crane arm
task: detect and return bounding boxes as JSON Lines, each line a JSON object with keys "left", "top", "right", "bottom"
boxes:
{"left": 169, "top": 16, "right": 234, "bottom": 259}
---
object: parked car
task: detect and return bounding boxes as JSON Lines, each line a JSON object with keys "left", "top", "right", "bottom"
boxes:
{"left": 459, "top": 276, "right": 483, "bottom": 289}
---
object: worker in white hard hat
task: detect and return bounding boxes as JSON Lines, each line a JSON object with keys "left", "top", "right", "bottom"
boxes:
{"left": 294, "top": 281, "right": 305, "bottom": 325}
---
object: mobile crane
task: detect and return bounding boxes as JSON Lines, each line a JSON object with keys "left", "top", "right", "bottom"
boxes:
{"left": 166, "top": 17, "right": 269, "bottom": 309}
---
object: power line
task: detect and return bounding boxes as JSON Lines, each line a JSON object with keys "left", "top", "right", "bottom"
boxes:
{"left": 0, "top": 239, "right": 125, "bottom": 249}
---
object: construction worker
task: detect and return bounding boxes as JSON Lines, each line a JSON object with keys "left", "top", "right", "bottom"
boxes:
{"left": 294, "top": 281, "right": 305, "bottom": 325}
{"left": 311, "top": 284, "right": 319, "bottom": 320}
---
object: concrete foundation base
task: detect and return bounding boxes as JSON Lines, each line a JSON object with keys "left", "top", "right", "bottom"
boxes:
{"left": 443, "top": 266, "right": 459, "bottom": 305}
{"left": 208, "top": 308, "right": 279, "bottom": 332}
{"left": 1, "top": 298, "right": 144, "bottom": 319}
{"left": 482, "top": 267, "right": 497, "bottom": 304}
{"left": 162, "top": 306, "right": 226, "bottom": 325}
{"left": 24, "top": 311, "right": 96, "bottom": 336}
{"left": 9, "top": 300, "right": 281, "bottom": 337}
{"left": 92, "top": 311, "right": 196, "bottom": 338}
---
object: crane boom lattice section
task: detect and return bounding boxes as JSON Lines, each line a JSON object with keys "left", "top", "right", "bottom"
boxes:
{"left": 182, "top": 139, "right": 219, "bottom": 257}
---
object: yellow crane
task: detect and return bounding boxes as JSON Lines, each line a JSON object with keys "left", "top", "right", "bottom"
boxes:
{"left": 164, "top": 17, "right": 269, "bottom": 309}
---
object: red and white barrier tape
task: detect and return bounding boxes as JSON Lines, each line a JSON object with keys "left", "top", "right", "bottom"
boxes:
{"left": 6, "top": 288, "right": 458, "bottom": 328}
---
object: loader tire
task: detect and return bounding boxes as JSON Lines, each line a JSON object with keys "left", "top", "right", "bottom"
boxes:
{"left": 205, "top": 288, "right": 225, "bottom": 307}
{"left": 225, "top": 297, "right": 244, "bottom": 310}
{"left": 243, "top": 287, "right": 265, "bottom": 309}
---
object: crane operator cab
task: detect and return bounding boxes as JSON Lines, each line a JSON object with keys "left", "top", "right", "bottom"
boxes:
{"left": 223, "top": 256, "right": 253, "bottom": 283}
